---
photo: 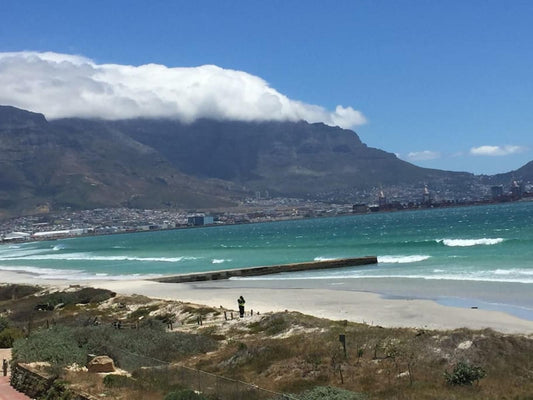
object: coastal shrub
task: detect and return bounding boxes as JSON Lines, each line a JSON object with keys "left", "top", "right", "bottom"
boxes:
{"left": 12, "top": 326, "right": 86, "bottom": 367}
{"left": 164, "top": 389, "right": 210, "bottom": 400}
{"left": 128, "top": 304, "right": 159, "bottom": 320}
{"left": 0, "top": 326, "right": 24, "bottom": 348}
{"left": 74, "top": 324, "right": 217, "bottom": 370}
{"left": 0, "top": 316, "right": 9, "bottom": 332}
{"left": 0, "top": 284, "right": 40, "bottom": 301}
{"left": 40, "top": 380, "right": 72, "bottom": 400}
{"left": 248, "top": 313, "right": 291, "bottom": 335}
{"left": 444, "top": 361, "right": 487, "bottom": 386}
{"left": 44, "top": 287, "right": 115, "bottom": 308}
{"left": 103, "top": 374, "right": 137, "bottom": 388}
{"left": 297, "top": 386, "right": 367, "bottom": 400}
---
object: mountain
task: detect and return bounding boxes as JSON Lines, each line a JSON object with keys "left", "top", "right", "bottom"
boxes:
{"left": 1, "top": 105, "right": 527, "bottom": 217}
{"left": 488, "top": 161, "right": 533, "bottom": 184}
{"left": 109, "top": 118, "right": 477, "bottom": 200}
{"left": 0, "top": 106, "right": 242, "bottom": 217}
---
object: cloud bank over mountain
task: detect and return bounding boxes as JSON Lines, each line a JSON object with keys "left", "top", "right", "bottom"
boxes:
{"left": 0, "top": 51, "right": 366, "bottom": 128}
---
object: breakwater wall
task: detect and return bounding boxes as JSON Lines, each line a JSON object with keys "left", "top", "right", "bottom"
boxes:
{"left": 152, "top": 256, "right": 377, "bottom": 283}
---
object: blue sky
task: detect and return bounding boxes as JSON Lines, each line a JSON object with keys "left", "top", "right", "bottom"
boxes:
{"left": 1, "top": 0, "right": 532, "bottom": 175}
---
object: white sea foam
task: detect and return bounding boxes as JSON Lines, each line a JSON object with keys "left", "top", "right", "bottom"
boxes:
{"left": 52, "top": 244, "right": 65, "bottom": 251}
{"left": 378, "top": 255, "right": 431, "bottom": 264}
{"left": 0, "top": 265, "right": 162, "bottom": 281}
{"left": 494, "top": 268, "right": 533, "bottom": 276}
{"left": 235, "top": 273, "right": 533, "bottom": 284}
{"left": 0, "top": 253, "right": 198, "bottom": 262}
{"left": 436, "top": 238, "right": 504, "bottom": 247}
{"left": 212, "top": 259, "right": 231, "bottom": 264}
{"left": 313, "top": 256, "right": 338, "bottom": 261}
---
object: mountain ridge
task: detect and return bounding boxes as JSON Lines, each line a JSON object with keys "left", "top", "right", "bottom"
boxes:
{"left": 0, "top": 105, "right": 530, "bottom": 216}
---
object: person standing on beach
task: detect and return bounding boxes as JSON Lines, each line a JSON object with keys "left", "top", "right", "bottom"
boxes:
{"left": 238, "top": 296, "right": 245, "bottom": 318}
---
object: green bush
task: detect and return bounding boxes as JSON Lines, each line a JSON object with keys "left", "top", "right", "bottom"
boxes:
{"left": 444, "top": 361, "right": 487, "bottom": 386}
{"left": 0, "top": 284, "right": 40, "bottom": 301}
{"left": 12, "top": 326, "right": 86, "bottom": 367}
{"left": 164, "top": 389, "right": 209, "bottom": 400}
{"left": 297, "top": 386, "right": 367, "bottom": 400}
{"left": 12, "top": 320, "right": 217, "bottom": 371}
{"left": 103, "top": 374, "right": 137, "bottom": 388}
{"left": 40, "top": 380, "right": 72, "bottom": 400}
{"left": 45, "top": 287, "right": 115, "bottom": 307}
{"left": 248, "top": 314, "right": 291, "bottom": 335}
{"left": 0, "top": 316, "right": 9, "bottom": 332}
{"left": 0, "top": 327, "right": 24, "bottom": 348}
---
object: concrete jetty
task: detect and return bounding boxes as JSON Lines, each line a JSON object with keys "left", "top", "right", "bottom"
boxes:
{"left": 151, "top": 256, "right": 378, "bottom": 283}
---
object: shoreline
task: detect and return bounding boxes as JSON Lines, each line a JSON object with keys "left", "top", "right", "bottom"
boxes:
{"left": 1, "top": 271, "right": 533, "bottom": 335}
{"left": 3, "top": 199, "right": 532, "bottom": 247}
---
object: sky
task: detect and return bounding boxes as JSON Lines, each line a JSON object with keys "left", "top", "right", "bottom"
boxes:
{"left": 1, "top": 0, "right": 532, "bottom": 175}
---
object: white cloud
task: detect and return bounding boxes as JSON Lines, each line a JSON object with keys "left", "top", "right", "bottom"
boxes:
{"left": 470, "top": 145, "right": 527, "bottom": 156}
{"left": 406, "top": 150, "right": 441, "bottom": 161}
{"left": 0, "top": 51, "right": 366, "bottom": 128}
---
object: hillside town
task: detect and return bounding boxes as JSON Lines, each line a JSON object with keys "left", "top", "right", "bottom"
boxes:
{"left": 1, "top": 179, "right": 531, "bottom": 243}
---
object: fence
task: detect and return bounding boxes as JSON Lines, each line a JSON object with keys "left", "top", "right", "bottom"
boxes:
{"left": 114, "top": 348, "right": 297, "bottom": 400}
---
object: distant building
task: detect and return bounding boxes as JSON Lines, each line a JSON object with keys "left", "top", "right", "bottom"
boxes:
{"left": 378, "top": 191, "right": 387, "bottom": 208}
{"left": 188, "top": 215, "right": 214, "bottom": 226}
{"left": 423, "top": 185, "right": 432, "bottom": 205}
{"left": 3, "top": 232, "right": 31, "bottom": 241}
{"left": 511, "top": 180, "right": 524, "bottom": 199}
{"left": 352, "top": 203, "right": 368, "bottom": 214}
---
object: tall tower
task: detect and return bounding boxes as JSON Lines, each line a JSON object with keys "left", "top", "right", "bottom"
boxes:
{"left": 423, "top": 185, "right": 431, "bottom": 205}
{"left": 378, "top": 190, "right": 387, "bottom": 208}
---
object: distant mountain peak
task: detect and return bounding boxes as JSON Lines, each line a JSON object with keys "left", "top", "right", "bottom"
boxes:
{"left": 0, "top": 105, "right": 47, "bottom": 129}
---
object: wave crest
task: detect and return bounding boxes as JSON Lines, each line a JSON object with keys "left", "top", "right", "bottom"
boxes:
{"left": 437, "top": 238, "right": 504, "bottom": 247}
{"left": 313, "top": 257, "right": 339, "bottom": 262}
{"left": 0, "top": 253, "right": 198, "bottom": 262}
{"left": 212, "top": 259, "right": 231, "bottom": 264}
{"left": 378, "top": 255, "right": 431, "bottom": 264}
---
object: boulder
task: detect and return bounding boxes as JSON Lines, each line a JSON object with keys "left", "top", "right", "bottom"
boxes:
{"left": 87, "top": 356, "right": 115, "bottom": 373}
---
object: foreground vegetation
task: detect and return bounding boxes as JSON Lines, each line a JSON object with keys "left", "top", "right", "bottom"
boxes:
{"left": 1, "top": 284, "right": 533, "bottom": 399}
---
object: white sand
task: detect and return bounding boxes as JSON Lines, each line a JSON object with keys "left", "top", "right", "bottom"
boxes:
{"left": 2, "top": 271, "right": 533, "bottom": 334}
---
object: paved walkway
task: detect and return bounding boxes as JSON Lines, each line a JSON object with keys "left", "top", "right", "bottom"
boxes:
{"left": 0, "top": 349, "right": 31, "bottom": 400}
{"left": 0, "top": 376, "right": 31, "bottom": 400}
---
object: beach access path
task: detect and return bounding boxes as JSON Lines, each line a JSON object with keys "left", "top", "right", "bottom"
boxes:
{"left": 0, "top": 349, "right": 30, "bottom": 400}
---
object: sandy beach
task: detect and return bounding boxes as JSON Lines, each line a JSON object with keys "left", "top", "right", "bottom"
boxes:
{"left": 2, "top": 270, "right": 533, "bottom": 335}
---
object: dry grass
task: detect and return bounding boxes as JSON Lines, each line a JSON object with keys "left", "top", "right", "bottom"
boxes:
{"left": 3, "top": 285, "right": 533, "bottom": 399}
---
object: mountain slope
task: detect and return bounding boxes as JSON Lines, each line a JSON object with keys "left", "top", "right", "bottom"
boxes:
{"left": 0, "top": 106, "right": 241, "bottom": 216}
{"left": 110, "top": 118, "right": 476, "bottom": 199}
{"left": 2, "top": 105, "right": 527, "bottom": 216}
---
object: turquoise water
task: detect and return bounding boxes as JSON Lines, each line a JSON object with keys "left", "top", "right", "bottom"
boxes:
{"left": 1, "top": 202, "right": 533, "bottom": 284}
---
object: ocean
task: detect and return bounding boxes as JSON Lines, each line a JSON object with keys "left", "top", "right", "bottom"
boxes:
{"left": 1, "top": 201, "right": 532, "bottom": 319}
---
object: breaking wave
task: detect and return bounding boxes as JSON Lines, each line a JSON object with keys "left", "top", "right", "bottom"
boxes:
{"left": 436, "top": 238, "right": 504, "bottom": 247}
{"left": 0, "top": 253, "right": 198, "bottom": 262}
{"left": 0, "top": 265, "right": 162, "bottom": 280}
{"left": 313, "top": 256, "right": 338, "bottom": 261}
{"left": 212, "top": 259, "right": 231, "bottom": 264}
{"left": 378, "top": 255, "right": 431, "bottom": 264}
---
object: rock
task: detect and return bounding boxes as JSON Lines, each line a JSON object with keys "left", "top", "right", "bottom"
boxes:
{"left": 457, "top": 340, "right": 473, "bottom": 350}
{"left": 87, "top": 356, "right": 115, "bottom": 373}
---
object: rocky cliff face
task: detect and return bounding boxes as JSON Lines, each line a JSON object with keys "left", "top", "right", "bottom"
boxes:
{"left": 109, "top": 118, "right": 476, "bottom": 199}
